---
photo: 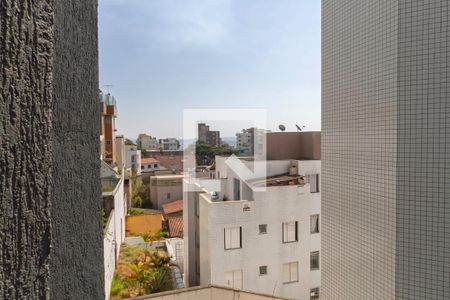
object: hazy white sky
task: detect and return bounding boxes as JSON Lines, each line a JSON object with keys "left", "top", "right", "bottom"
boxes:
{"left": 99, "top": 0, "right": 321, "bottom": 139}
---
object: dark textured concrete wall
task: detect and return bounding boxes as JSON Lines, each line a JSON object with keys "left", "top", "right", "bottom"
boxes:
{"left": 0, "top": 1, "right": 103, "bottom": 299}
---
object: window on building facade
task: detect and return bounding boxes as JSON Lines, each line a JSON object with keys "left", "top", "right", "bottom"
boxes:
{"left": 195, "top": 199, "right": 199, "bottom": 217}
{"left": 309, "top": 174, "right": 319, "bottom": 193}
{"left": 259, "top": 266, "right": 268, "bottom": 276}
{"left": 233, "top": 178, "right": 241, "bottom": 200}
{"left": 225, "top": 269, "right": 242, "bottom": 289}
{"left": 259, "top": 224, "right": 267, "bottom": 234}
{"left": 166, "top": 193, "right": 171, "bottom": 200}
{"left": 282, "top": 221, "right": 298, "bottom": 243}
{"left": 310, "top": 287, "right": 320, "bottom": 299}
{"left": 310, "top": 251, "right": 320, "bottom": 270}
{"left": 224, "top": 227, "right": 242, "bottom": 250}
{"left": 282, "top": 262, "right": 298, "bottom": 283}
{"left": 310, "top": 214, "right": 319, "bottom": 234}
{"left": 154, "top": 163, "right": 158, "bottom": 168}
{"left": 131, "top": 155, "right": 135, "bottom": 162}
{"left": 141, "top": 165, "right": 144, "bottom": 170}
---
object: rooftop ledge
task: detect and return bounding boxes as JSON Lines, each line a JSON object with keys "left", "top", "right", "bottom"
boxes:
{"left": 129, "top": 284, "right": 291, "bottom": 300}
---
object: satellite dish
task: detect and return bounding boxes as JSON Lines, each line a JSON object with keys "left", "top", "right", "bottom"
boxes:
{"left": 295, "top": 124, "right": 306, "bottom": 132}
{"left": 278, "top": 124, "right": 286, "bottom": 132}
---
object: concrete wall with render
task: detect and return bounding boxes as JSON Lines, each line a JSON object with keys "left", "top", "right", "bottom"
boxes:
{"left": 133, "top": 285, "right": 288, "bottom": 300}
{"left": 267, "top": 132, "right": 321, "bottom": 160}
{"left": 0, "top": 1, "right": 103, "bottom": 299}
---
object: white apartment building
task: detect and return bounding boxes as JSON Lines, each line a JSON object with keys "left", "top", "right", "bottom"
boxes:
{"left": 184, "top": 157, "right": 321, "bottom": 300}
{"left": 137, "top": 133, "right": 159, "bottom": 150}
{"left": 236, "top": 128, "right": 269, "bottom": 156}
{"left": 125, "top": 144, "right": 141, "bottom": 175}
{"left": 159, "top": 138, "right": 180, "bottom": 151}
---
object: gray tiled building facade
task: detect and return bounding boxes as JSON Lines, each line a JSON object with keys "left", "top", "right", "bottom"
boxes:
{"left": 322, "top": 1, "right": 450, "bottom": 299}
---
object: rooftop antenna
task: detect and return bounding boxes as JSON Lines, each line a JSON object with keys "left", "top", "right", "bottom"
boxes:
{"left": 103, "top": 84, "right": 114, "bottom": 94}
{"left": 278, "top": 124, "right": 286, "bottom": 132}
{"left": 295, "top": 124, "right": 306, "bottom": 132}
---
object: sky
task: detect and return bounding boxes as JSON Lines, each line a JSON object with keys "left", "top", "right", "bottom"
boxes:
{"left": 99, "top": 0, "right": 321, "bottom": 140}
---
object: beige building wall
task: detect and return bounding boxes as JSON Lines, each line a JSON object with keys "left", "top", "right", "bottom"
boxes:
{"left": 267, "top": 132, "right": 320, "bottom": 160}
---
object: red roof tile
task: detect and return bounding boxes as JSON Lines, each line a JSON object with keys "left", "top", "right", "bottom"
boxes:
{"left": 167, "top": 216, "right": 183, "bottom": 238}
{"left": 141, "top": 157, "right": 160, "bottom": 164}
{"left": 162, "top": 200, "right": 183, "bottom": 215}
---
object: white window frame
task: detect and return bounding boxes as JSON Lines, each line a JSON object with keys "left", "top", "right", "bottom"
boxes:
{"left": 310, "top": 214, "right": 320, "bottom": 234}
{"left": 225, "top": 269, "right": 242, "bottom": 289}
{"left": 282, "top": 261, "right": 298, "bottom": 284}
{"left": 224, "top": 227, "right": 242, "bottom": 250}
{"left": 310, "top": 251, "right": 320, "bottom": 270}
{"left": 282, "top": 221, "right": 298, "bottom": 243}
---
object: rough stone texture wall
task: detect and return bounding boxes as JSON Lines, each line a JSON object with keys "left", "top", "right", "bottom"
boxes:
{"left": 0, "top": 1, "right": 54, "bottom": 298}
{"left": 0, "top": 0, "right": 103, "bottom": 299}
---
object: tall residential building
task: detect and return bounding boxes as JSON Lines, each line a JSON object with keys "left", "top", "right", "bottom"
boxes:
{"left": 100, "top": 91, "right": 117, "bottom": 163}
{"left": 137, "top": 133, "right": 159, "bottom": 150}
{"left": 198, "top": 123, "right": 210, "bottom": 144}
{"left": 236, "top": 128, "right": 270, "bottom": 156}
{"left": 184, "top": 133, "right": 321, "bottom": 300}
{"left": 125, "top": 144, "right": 141, "bottom": 175}
{"left": 322, "top": 1, "right": 450, "bottom": 299}
{"left": 198, "top": 123, "right": 221, "bottom": 147}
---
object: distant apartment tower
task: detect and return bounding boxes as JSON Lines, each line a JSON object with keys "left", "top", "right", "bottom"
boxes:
{"left": 159, "top": 138, "right": 180, "bottom": 151}
{"left": 322, "top": 1, "right": 450, "bottom": 299}
{"left": 137, "top": 133, "right": 159, "bottom": 150}
{"left": 236, "top": 128, "right": 269, "bottom": 156}
{"left": 125, "top": 144, "right": 141, "bottom": 175}
{"left": 184, "top": 132, "right": 322, "bottom": 300}
{"left": 198, "top": 123, "right": 221, "bottom": 147}
{"left": 100, "top": 91, "right": 117, "bottom": 162}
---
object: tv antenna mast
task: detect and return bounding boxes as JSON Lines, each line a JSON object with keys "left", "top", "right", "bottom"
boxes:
{"left": 103, "top": 84, "right": 114, "bottom": 94}
{"left": 295, "top": 124, "right": 306, "bottom": 132}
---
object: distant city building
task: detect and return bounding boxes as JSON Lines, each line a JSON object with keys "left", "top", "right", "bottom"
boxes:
{"left": 125, "top": 144, "right": 141, "bottom": 175}
{"left": 137, "top": 133, "right": 159, "bottom": 150}
{"left": 236, "top": 128, "right": 270, "bottom": 156}
{"left": 159, "top": 138, "right": 180, "bottom": 151}
{"left": 100, "top": 91, "right": 117, "bottom": 163}
{"left": 198, "top": 123, "right": 221, "bottom": 147}
{"left": 184, "top": 133, "right": 321, "bottom": 300}
{"left": 140, "top": 157, "right": 161, "bottom": 173}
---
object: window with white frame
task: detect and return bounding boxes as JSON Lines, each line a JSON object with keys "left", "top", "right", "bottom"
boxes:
{"left": 311, "top": 251, "right": 320, "bottom": 270}
{"left": 225, "top": 269, "right": 242, "bottom": 289}
{"left": 309, "top": 174, "right": 319, "bottom": 193}
{"left": 224, "top": 227, "right": 242, "bottom": 250}
{"left": 282, "top": 221, "right": 298, "bottom": 243}
{"left": 310, "top": 214, "right": 319, "bottom": 234}
{"left": 310, "top": 287, "right": 320, "bottom": 299}
{"left": 282, "top": 261, "right": 298, "bottom": 283}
